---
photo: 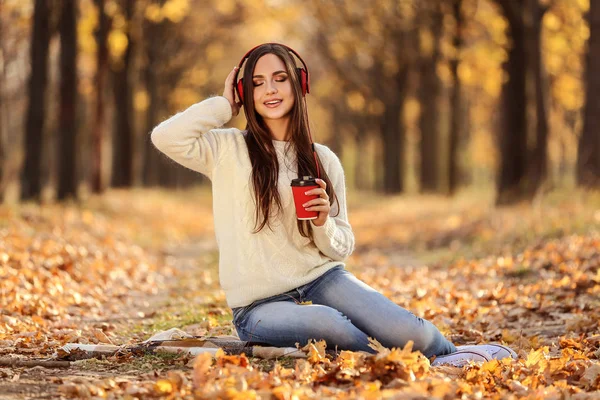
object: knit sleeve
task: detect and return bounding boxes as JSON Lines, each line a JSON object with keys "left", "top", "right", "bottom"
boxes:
{"left": 310, "top": 148, "right": 356, "bottom": 261}
{"left": 150, "top": 96, "right": 234, "bottom": 180}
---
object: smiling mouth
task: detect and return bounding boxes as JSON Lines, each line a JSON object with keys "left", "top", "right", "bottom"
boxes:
{"left": 264, "top": 100, "right": 282, "bottom": 108}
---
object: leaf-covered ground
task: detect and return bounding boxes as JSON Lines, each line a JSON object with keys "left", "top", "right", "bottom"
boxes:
{"left": 1, "top": 188, "right": 599, "bottom": 399}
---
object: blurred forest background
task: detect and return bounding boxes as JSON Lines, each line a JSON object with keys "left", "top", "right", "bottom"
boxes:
{"left": 0, "top": 0, "right": 598, "bottom": 205}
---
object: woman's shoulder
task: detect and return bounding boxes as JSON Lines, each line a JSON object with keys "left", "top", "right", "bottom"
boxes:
{"left": 314, "top": 143, "right": 345, "bottom": 178}
{"left": 314, "top": 143, "right": 342, "bottom": 164}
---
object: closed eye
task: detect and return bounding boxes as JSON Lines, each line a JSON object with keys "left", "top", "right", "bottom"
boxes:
{"left": 253, "top": 77, "right": 286, "bottom": 86}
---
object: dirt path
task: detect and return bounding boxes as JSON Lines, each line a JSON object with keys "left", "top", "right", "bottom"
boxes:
{"left": 2, "top": 191, "right": 598, "bottom": 398}
{"left": 0, "top": 236, "right": 426, "bottom": 399}
{"left": 0, "top": 238, "right": 220, "bottom": 399}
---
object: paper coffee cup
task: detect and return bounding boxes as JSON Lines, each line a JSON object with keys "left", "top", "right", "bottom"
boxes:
{"left": 291, "top": 176, "right": 319, "bottom": 220}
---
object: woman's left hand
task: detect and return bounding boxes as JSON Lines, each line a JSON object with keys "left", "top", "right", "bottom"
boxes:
{"left": 303, "top": 179, "right": 330, "bottom": 227}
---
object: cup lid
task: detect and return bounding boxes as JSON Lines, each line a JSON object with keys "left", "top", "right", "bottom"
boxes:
{"left": 291, "top": 175, "right": 316, "bottom": 186}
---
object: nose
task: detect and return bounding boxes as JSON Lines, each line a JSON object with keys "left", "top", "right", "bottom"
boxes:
{"left": 265, "top": 80, "right": 278, "bottom": 95}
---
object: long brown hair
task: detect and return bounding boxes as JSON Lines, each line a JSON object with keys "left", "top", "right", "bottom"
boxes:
{"left": 240, "top": 44, "right": 339, "bottom": 238}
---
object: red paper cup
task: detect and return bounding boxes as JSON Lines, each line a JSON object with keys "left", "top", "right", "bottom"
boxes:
{"left": 291, "top": 176, "right": 319, "bottom": 220}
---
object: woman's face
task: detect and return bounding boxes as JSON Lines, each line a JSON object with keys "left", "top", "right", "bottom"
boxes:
{"left": 252, "top": 53, "right": 295, "bottom": 122}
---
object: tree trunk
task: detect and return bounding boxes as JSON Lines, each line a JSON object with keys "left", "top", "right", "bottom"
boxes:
{"left": 57, "top": 0, "right": 79, "bottom": 201}
{"left": 91, "top": 0, "right": 111, "bottom": 193}
{"left": 496, "top": 0, "right": 550, "bottom": 202}
{"left": 526, "top": 0, "right": 549, "bottom": 194}
{"left": 21, "top": 0, "right": 51, "bottom": 201}
{"left": 142, "top": 18, "right": 161, "bottom": 186}
{"left": 380, "top": 65, "right": 408, "bottom": 194}
{"left": 418, "top": 4, "right": 444, "bottom": 193}
{"left": 380, "top": 105, "right": 403, "bottom": 193}
{"left": 141, "top": 10, "right": 188, "bottom": 189}
{"left": 0, "top": 10, "right": 4, "bottom": 196}
{"left": 578, "top": 0, "right": 600, "bottom": 186}
{"left": 111, "top": 0, "right": 135, "bottom": 187}
{"left": 496, "top": 3, "right": 528, "bottom": 205}
{"left": 158, "top": 90, "right": 176, "bottom": 188}
{"left": 448, "top": 0, "right": 463, "bottom": 195}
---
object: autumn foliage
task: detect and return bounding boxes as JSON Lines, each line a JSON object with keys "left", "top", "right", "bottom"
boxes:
{"left": 1, "top": 189, "right": 599, "bottom": 398}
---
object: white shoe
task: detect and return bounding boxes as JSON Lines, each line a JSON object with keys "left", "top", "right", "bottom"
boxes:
{"left": 431, "top": 348, "right": 491, "bottom": 367}
{"left": 456, "top": 343, "right": 517, "bottom": 360}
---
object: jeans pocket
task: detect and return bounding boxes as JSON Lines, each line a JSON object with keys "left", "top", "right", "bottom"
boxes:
{"left": 232, "top": 307, "right": 245, "bottom": 325}
{"left": 232, "top": 302, "right": 256, "bottom": 329}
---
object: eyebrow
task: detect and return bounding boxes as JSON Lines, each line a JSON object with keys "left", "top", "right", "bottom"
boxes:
{"left": 252, "top": 70, "right": 288, "bottom": 79}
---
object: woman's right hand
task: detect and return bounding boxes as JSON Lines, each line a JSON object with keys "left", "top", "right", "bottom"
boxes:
{"left": 224, "top": 66, "right": 242, "bottom": 117}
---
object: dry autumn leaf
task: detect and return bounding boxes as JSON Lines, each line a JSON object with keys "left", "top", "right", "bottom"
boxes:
{"left": 1, "top": 189, "right": 599, "bottom": 398}
{"left": 192, "top": 352, "right": 213, "bottom": 388}
{"left": 581, "top": 363, "right": 600, "bottom": 390}
{"left": 303, "top": 339, "right": 328, "bottom": 364}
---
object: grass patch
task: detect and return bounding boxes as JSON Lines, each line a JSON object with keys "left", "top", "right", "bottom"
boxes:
{"left": 73, "top": 352, "right": 190, "bottom": 373}
{"left": 249, "top": 356, "right": 298, "bottom": 373}
{"left": 126, "top": 306, "right": 233, "bottom": 337}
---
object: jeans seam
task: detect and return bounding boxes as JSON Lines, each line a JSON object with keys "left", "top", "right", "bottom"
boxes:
{"left": 234, "top": 295, "right": 299, "bottom": 338}
{"left": 238, "top": 320, "right": 266, "bottom": 342}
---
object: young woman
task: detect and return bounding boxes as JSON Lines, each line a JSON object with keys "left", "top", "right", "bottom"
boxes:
{"left": 151, "top": 43, "right": 516, "bottom": 366}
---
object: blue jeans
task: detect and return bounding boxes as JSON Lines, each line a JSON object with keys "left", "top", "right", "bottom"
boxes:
{"left": 232, "top": 265, "right": 456, "bottom": 358}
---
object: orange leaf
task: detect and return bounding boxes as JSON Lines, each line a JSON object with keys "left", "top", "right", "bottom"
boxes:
{"left": 192, "top": 352, "right": 213, "bottom": 388}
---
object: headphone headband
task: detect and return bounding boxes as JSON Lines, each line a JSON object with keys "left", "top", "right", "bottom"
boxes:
{"left": 233, "top": 43, "right": 310, "bottom": 103}
{"left": 234, "top": 43, "right": 320, "bottom": 179}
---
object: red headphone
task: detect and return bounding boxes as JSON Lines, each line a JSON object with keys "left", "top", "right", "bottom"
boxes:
{"left": 234, "top": 43, "right": 320, "bottom": 179}
{"left": 233, "top": 43, "right": 310, "bottom": 103}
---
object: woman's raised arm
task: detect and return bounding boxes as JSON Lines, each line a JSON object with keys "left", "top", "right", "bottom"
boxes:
{"left": 150, "top": 68, "right": 245, "bottom": 179}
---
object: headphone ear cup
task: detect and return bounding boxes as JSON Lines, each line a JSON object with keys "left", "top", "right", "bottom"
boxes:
{"left": 236, "top": 79, "right": 244, "bottom": 103}
{"left": 297, "top": 68, "right": 308, "bottom": 96}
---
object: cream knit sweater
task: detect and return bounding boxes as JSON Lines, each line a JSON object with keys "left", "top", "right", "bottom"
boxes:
{"left": 151, "top": 96, "right": 355, "bottom": 308}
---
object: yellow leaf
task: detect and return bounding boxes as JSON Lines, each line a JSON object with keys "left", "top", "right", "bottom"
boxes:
{"left": 525, "top": 347, "right": 548, "bottom": 368}
{"left": 502, "top": 329, "right": 518, "bottom": 343}
{"left": 163, "top": 0, "right": 189, "bottom": 23}
{"left": 215, "top": 348, "right": 225, "bottom": 359}
{"left": 154, "top": 379, "right": 173, "bottom": 394}
{"left": 144, "top": 4, "right": 163, "bottom": 22}
{"left": 346, "top": 91, "right": 366, "bottom": 112}
{"left": 481, "top": 359, "right": 501, "bottom": 373}
{"left": 108, "top": 30, "right": 128, "bottom": 60}
{"left": 368, "top": 337, "right": 389, "bottom": 356}
{"left": 577, "top": 0, "right": 589, "bottom": 12}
